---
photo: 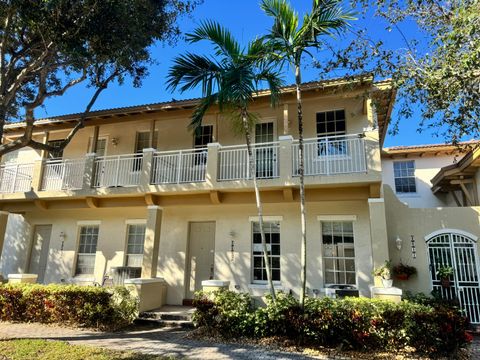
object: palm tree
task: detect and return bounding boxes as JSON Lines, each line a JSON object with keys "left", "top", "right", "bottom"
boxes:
{"left": 166, "top": 21, "right": 284, "bottom": 301}
{"left": 261, "top": 0, "right": 354, "bottom": 307}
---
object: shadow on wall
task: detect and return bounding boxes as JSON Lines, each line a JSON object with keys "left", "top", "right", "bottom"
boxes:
{"left": 0, "top": 214, "right": 32, "bottom": 275}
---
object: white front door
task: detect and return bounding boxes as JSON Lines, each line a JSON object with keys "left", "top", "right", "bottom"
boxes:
{"left": 186, "top": 222, "right": 216, "bottom": 299}
{"left": 28, "top": 225, "right": 52, "bottom": 283}
{"left": 427, "top": 232, "right": 480, "bottom": 324}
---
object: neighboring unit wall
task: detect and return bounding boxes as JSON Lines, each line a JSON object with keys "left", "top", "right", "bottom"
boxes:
{"left": 381, "top": 155, "right": 456, "bottom": 208}
{"left": 384, "top": 185, "right": 480, "bottom": 294}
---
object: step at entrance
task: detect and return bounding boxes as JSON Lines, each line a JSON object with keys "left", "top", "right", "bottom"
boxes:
{"left": 136, "top": 305, "right": 195, "bottom": 328}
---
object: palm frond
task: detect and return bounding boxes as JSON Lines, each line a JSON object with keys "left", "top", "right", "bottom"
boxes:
{"left": 186, "top": 20, "right": 242, "bottom": 63}
{"left": 189, "top": 93, "right": 219, "bottom": 131}
{"left": 261, "top": 0, "right": 298, "bottom": 47}
{"left": 166, "top": 52, "right": 221, "bottom": 95}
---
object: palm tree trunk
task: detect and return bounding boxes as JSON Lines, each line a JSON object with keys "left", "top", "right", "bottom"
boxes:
{"left": 295, "top": 65, "right": 307, "bottom": 309}
{"left": 242, "top": 110, "right": 276, "bottom": 302}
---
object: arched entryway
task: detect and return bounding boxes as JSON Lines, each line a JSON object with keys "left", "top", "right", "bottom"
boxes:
{"left": 426, "top": 230, "right": 480, "bottom": 324}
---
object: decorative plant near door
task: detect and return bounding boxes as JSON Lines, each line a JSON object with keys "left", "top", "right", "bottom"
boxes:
{"left": 373, "top": 260, "right": 393, "bottom": 288}
{"left": 437, "top": 266, "right": 454, "bottom": 288}
{"left": 166, "top": 21, "right": 284, "bottom": 301}
{"left": 393, "top": 262, "right": 417, "bottom": 280}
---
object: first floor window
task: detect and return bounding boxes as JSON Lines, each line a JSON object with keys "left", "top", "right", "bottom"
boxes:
{"left": 75, "top": 225, "right": 99, "bottom": 275}
{"left": 252, "top": 221, "right": 280, "bottom": 283}
{"left": 322, "top": 221, "right": 356, "bottom": 285}
{"left": 393, "top": 160, "right": 416, "bottom": 193}
{"left": 126, "top": 224, "right": 146, "bottom": 267}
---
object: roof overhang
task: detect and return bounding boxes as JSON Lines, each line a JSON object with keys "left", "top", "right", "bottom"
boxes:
{"left": 3, "top": 75, "right": 395, "bottom": 143}
{"left": 431, "top": 145, "right": 480, "bottom": 194}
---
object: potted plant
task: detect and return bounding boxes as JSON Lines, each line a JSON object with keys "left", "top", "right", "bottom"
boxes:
{"left": 373, "top": 261, "right": 393, "bottom": 288}
{"left": 437, "top": 266, "right": 454, "bottom": 288}
{"left": 393, "top": 263, "right": 417, "bottom": 280}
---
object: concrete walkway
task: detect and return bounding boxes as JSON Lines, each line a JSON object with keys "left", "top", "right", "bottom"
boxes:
{"left": 0, "top": 322, "right": 477, "bottom": 359}
{"left": 0, "top": 322, "right": 319, "bottom": 359}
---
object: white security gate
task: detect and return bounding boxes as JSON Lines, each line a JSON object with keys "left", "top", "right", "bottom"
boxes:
{"left": 427, "top": 232, "right": 480, "bottom": 324}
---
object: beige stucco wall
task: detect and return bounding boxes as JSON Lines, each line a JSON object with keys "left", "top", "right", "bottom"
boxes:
{"left": 158, "top": 199, "right": 375, "bottom": 304}
{"left": 4, "top": 95, "right": 370, "bottom": 162}
{"left": 384, "top": 185, "right": 480, "bottom": 294}
{"left": 381, "top": 155, "right": 456, "bottom": 208}
{"left": 4, "top": 208, "right": 148, "bottom": 284}
{"left": 1, "top": 195, "right": 379, "bottom": 305}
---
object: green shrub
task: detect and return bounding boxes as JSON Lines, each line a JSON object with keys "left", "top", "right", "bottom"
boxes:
{"left": 0, "top": 283, "right": 138, "bottom": 330}
{"left": 193, "top": 290, "right": 255, "bottom": 337}
{"left": 193, "top": 289, "right": 471, "bottom": 356}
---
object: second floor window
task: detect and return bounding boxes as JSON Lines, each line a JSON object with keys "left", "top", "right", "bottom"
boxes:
{"left": 193, "top": 125, "right": 212, "bottom": 165}
{"left": 394, "top": 160, "right": 416, "bottom": 193}
{"left": 135, "top": 131, "right": 158, "bottom": 153}
{"left": 316, "top": 110, "right": 346, "bottom": 156}
{"left": 47, "top": 140, "right": 64, "bottom": 159}
{"left": 75, "top": 225, "right": 99, "bottom": 275}
{"left": 252, "top": 221, "right": 280, "bottom": 283}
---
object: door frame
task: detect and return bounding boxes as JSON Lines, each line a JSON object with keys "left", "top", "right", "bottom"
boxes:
{"left": 27, "top": 224, "right": 53, "bottom": 283}
{"left": 184, "top": 221, "right": 216, "bottom": 301}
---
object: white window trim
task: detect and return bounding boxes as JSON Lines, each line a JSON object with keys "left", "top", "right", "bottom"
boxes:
{"left": 77, "top": 220, "right": 101, "bottom": 226}
{"left": 250, "top": 218, "right": 281, "bottom": 284}
{"left": 320, "top": 218, "right": 357, "bottom": 287}
{"left": 249, "top": 216, "right": 283, "bottom": 222}
{"left": 87, "top": 136, "right": 109, "bottom": 156}
{"left": 254, "top": 117, "right": 277, "bottom": 143}
{"left": 317, "top": 215, "right": 357, "bottom": 222}
{"left": 393, "top": 160, "right": 417, "bottom": 194}
{"left": 125, "top": 219, "right": 147, "bottom": 225}
{"left": 315, "top": 108, "right": 347, "bottom": 138}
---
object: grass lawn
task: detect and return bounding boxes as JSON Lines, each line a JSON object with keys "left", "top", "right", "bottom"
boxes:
{"left": 0, "top": 339, "right": 176, "bottom": 360}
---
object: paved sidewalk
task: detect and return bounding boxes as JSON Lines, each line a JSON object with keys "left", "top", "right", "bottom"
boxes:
{"left": 0, "top": 322, "right": 317, "bottom": 359}
{"left": 0, "top": 322, "right": 478, "bottom": 359}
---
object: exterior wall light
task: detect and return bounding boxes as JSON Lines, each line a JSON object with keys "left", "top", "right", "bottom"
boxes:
{"left": 111, "top": 137, "right": 119, "bottom": 147}
{"left": 59, "top": 231, "right": 66, "bottom": 251}
{"left": 395, "top": 236, "right": 402, "bottom": 251}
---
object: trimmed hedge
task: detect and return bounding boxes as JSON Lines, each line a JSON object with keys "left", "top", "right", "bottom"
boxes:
{"left": 0, "top": 283, "right": 138, "bottom": 330}
{"left": 193, "top": 290, "right": 471, "bottom": 356}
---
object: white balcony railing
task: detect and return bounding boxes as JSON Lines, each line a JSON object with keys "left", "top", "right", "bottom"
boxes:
{"left": 41, "top": 158, "right": 86, "bottom": 191}
{"left": 93, "top": 154, "right": 143, "bottom": 188}
{"left": 151, "top": 148, "right": 207, "bottom": 184}
{"left": 293, "top": 134, "right": 366, "bottom": 176}
{"left": 218, "top": 141, "right": 280, "bottom": 181}
{"left": 0, "top": 163, "right": 34, "bottom": 193}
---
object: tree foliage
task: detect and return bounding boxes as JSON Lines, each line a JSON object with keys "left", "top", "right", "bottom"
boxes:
{"left": 0, "top": 0, "right": 198, "bottom": 155}
{"left": 317, "top": 0, "right": 480, "bottom": 143}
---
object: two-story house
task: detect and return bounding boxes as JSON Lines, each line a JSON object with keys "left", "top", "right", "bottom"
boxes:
{"left": 0, "top": 76, "right": 479, "bottom": 326}
{"left": 0, "top": 77, "right": 392, "bottom": 304}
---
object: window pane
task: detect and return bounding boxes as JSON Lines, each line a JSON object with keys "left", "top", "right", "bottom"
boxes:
{"left": 321, "top": 221, "right": 356, "bottom": 286}
{"left": 393, "top": 161, "right": 416, "bottom": 193}
{"left": 75, "top": 225, "right": 99, "bottom": 275}
{"left": 252, "top": 221, "right": 280, "bottom": 283}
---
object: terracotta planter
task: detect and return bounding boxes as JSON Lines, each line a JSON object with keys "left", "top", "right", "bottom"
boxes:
{"left": 395, "top": 273, "right": 409, "bottom": 281}
{"left": 441, "top": 278, "right": 451, "bottom": 288}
